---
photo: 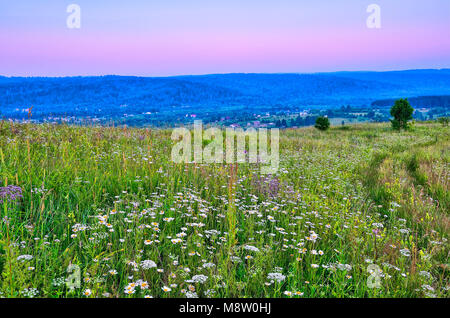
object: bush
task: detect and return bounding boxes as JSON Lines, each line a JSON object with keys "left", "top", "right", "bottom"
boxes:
{"left": 437, "top": 117, "right": 449, "bottom": 126}
{"left": 315, "top": 116, "right": 330, "bottom": 131}
{"left": 390, "top": 98, "right": 414, "bottom": 130}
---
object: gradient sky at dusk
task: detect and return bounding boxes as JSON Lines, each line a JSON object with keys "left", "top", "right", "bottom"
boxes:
{"left": 1, "top": 0, "right": 449, "bottom": 76}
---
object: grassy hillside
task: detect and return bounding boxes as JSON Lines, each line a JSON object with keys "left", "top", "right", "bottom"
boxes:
{"left": 0, "top": 121, "right": 448, "bottom": 298}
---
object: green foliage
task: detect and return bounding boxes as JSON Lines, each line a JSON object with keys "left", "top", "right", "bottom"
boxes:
{"left": 437, "top": 117, "right": 449, "bottom": 126}
{"left": 390, "top": 98, "right": 414, "bottom": 130}
{"left": 0, "top": 242, "right": 5, "bottom": 275}
{"left": 314, "top": 116, "right": 330, "bottom": 131}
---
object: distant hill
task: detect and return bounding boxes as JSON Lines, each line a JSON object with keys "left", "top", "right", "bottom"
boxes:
{"left": 1, "top": 69, "right": 450, "bottom": 122}
{"left": 371, "top": 95, "right": 450, "bottom": 108}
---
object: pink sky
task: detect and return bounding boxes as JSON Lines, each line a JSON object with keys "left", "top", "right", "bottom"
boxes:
{"left": 1, "top": 1, "right": 449, "bottom": 76}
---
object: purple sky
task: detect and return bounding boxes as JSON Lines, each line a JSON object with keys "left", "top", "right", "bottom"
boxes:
{"left": 1, "top": 0, "right": 449, "bottom": 76}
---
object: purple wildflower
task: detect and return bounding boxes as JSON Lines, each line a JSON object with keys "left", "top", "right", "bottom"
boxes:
{"left": 0, "top": 185, "right": 23, "bottom": 203}
{"left": 251, "top": 174, "right": 281, "bottom": 197}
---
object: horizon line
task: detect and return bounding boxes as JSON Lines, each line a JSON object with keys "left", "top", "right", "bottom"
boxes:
{"left": 1, "top": 67, "right": 449, "bottom": 79}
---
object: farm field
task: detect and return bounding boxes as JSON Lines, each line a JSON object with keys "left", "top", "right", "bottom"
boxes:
{"left": 0, "top": 121, "right": 448, "bottom": 298}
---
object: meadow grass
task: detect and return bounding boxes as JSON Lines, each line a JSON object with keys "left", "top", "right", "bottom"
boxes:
{"left": 0, "top": 121, "right": 448, "bottom": 298}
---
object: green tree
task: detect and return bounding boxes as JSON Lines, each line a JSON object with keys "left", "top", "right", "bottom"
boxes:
{"left": 315, "top": 116, "right": 330, "bottom": 131}
{"left": 437, "top": 117, "right": 449, "bottom": 126}
{"left": 390, "top": 98, "right": 414, "bottom": 130}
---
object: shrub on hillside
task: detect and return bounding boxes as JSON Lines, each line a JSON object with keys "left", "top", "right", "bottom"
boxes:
{"left": 390, "top": 98, "right": 414, "bottom": 130}
{"left": 315, "top": 116, "right": 330, "bottom": 131}
{"left": 437, "top": 117, "right": 449, "bottom": 126}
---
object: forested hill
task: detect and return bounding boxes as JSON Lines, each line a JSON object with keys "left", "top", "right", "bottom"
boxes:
{"left": 372, "top": 95, "right": 450, "bottom": 108}
{"left": 1, "top": 69, "right": 450, "bottom": 122}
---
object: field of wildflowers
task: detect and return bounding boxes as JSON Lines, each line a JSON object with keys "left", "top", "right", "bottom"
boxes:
{"left": 0, "top": 121, "right": 448, "bottom": 298}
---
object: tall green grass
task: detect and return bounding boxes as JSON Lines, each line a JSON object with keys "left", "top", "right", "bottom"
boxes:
{"left": 0, "top": 121, "right": 448, "bottom": 298}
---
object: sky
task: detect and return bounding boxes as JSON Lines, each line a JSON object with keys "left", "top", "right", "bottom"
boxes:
{"left": 0, "top": 0, "right": 449, "bottom": 76}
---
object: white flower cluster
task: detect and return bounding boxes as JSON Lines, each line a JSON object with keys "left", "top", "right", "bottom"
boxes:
{"left": 140, "top": 260, "right": 157, "bottom": 269}
{"left": 17, "top": 254, "right": 33, "bottom": 262}
{"left": 267, "top": 272, "right": 286, "bottom": 283}
{"left": 243, "top": 245, "right": 260, "bottom": 252}
{"left": 186, "top": 274, "right": 208, "bottom": 284}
